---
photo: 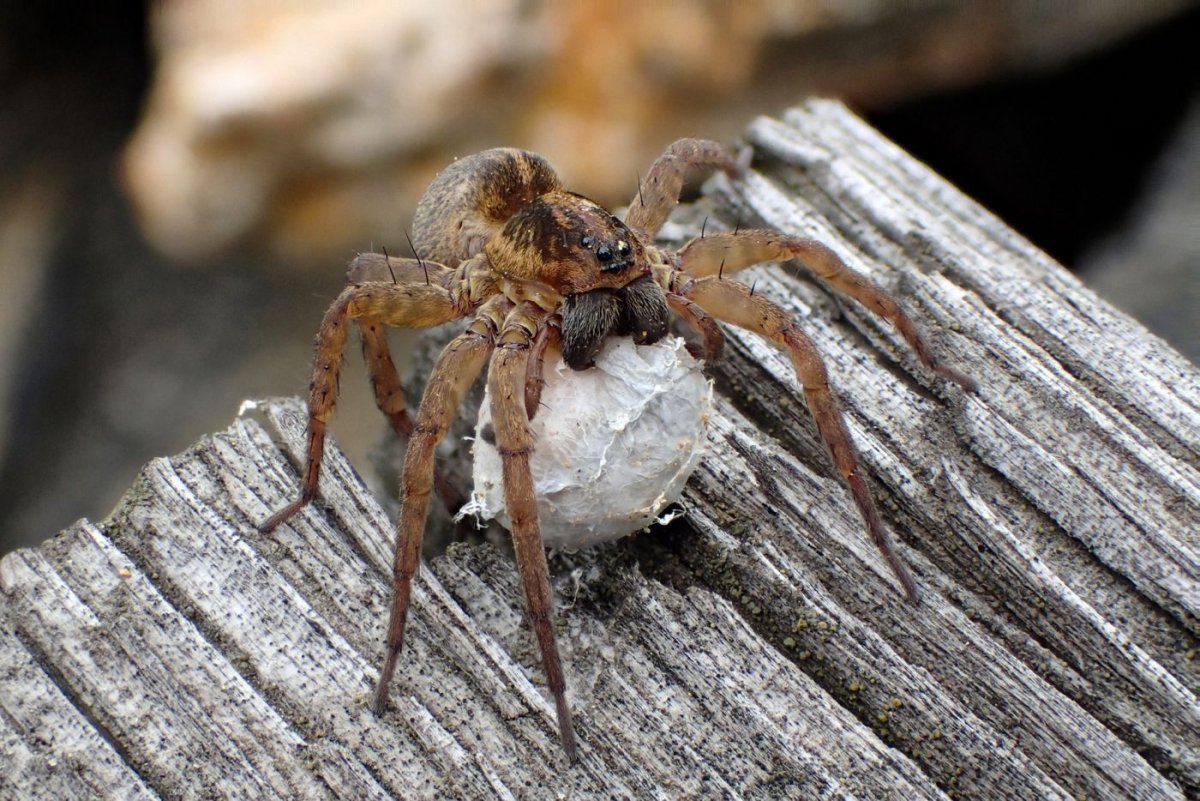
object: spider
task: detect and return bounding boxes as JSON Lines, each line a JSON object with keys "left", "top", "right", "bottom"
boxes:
{"left": 260, "top": 138, "right": 974, "bottom": 762}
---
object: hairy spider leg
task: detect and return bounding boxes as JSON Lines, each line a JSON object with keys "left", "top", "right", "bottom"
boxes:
{"left": 372, "top": 297, "right": 506, "bottom": 714}
{"left": 680, "top": 276, "right": 922, "bottom": 603}
{"left": 357, "top": 317, "right": 471, "bottom": 519}
{"left": 357, "top": 318, "right": 414, "bottom": 437}
{"left": 489, "top": 302, "right": 579, "bottom": 762}
{"left": 625, "top": 138, "right": 742, "bottom": 242}
{"left": 347, "top": 251, "right": 477, "bottom": 516}
{"left": 344, "top": 252, "right": 455, "bottom": 286}
{"left": 259, "top": 280, "right": 464, "bottom": 532}
{"left": 677, "top": 231, "right": 976, "bottom": 392}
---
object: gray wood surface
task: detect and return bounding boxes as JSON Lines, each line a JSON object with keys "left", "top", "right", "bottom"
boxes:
{"left": 2, "top": 99, "right": 1196, "bottom": 800}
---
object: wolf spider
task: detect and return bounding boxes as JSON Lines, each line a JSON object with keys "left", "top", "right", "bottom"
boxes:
{"left": 260, "top": 138, "right": 974, "bottom": 761}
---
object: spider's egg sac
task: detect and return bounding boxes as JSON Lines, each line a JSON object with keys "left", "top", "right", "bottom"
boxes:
{"left": 463, "top": 336, "right": 712, "bottom": 550}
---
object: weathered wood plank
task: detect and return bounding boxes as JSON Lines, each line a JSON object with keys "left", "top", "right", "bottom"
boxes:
{"left": 0, "top": 619, "right": 158, "bottom": 800}
{"left": 2, "top": 99, "right": 1196, "bottom": 799}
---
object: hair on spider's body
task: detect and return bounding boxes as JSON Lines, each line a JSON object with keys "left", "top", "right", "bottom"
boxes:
{"left": 261, "top": 138, "right": 975, "bottom": 763}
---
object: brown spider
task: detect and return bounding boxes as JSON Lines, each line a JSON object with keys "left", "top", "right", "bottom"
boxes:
{"left": 260, "top": 138, "right": 974, "bottom": 762}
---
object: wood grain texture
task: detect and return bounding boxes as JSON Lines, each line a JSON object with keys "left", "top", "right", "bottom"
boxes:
{"left": 2, "top": 100, "right": 1196, "bottom": 800}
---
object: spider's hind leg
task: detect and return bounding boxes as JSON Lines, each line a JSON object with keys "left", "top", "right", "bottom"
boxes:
{"left": 358, "top": 318, "right": 416, "bottom": 439}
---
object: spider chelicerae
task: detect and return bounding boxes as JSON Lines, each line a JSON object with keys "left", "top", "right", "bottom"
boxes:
{"left": 260, "top": 138, "right": 974, "bottom": 761}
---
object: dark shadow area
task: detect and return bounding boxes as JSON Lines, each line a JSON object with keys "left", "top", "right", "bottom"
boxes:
{"left": 869, "top": 6, "right": 1200, "bottom": 267}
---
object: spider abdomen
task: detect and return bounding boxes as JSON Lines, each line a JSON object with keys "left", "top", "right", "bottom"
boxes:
{"left": 411, "top": 148, "right": 561, "bottom": 267}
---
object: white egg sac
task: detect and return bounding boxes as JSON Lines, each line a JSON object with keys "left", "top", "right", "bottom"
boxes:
{"left": 464, "top": 336, "right": 713, "bottom": 550}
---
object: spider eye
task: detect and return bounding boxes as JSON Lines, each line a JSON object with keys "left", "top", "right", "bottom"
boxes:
{"left": 616, "top": 240, "right": 630, "bottom": 257}
{"left": 596, "top": 244, "right": 613, "bottom": 263}
{"left": 581, "top": 235, "right": 593, "bottom": 248}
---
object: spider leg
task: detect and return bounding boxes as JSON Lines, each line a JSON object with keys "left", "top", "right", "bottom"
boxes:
{"left": 677, "top": 231, "right": 976, "bottom": 391}
{"left": 680, "top": 276, "right": 921, "bottom": 602}
{"left": 625, "top": 138, "right": 741, "bottom": 242}
{"left": 357, "top": 318, "right": 415, "bottom": 438}
{"left": 523, "top": 315, "right": 562, "bottom": 421}
{"left": 372, "top": 297, "right": 506, "bottom": 714}
{"left": 666, "top": 292, "right": 725, "bottom": 361}
{"left": 489, "top": 302, "right": 579, "bottom": 761}
{"left": 345, "top": 252, "right": 454, "bottom": 286}
{"left": 357, "top": 319, "right": 469, "bottom": 519}
{"left": 260, "top": 281, "right": 465, "bottom": 532}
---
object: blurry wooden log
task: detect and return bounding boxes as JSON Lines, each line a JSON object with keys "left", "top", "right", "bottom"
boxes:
{"left": 2, "top": 100, "right": 1196, "bottom": 800}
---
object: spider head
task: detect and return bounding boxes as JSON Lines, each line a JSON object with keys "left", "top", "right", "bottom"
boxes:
{"left": 578, "top": 231, "right": 635, "bottom": 275}
{"left": 487, "top": 191, "right": 648, "bottom": 295}
{"left": 488, "top": 191, "right": 670, "bottom": 370}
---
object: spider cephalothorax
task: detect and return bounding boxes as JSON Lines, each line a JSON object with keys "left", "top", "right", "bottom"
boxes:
{"left": 484, "top": 188, "right": 669, "bottom": 368}
{"left": 261, "top": 138, "right": 974, "bottom": 762}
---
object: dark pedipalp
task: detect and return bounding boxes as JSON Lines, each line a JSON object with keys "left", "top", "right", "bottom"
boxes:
{"left": 562, "top": 290, "right": 622, "bottom": 370}
{"left": 561, "top": 276, "right": 671, "bottom": 370}
{"left": 614, "top": 275, "right": 669, "bottom": 345}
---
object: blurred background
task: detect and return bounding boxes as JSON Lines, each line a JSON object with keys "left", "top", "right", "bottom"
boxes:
{"left": 1, "top": 1, "right": 1197, "bottom": 554}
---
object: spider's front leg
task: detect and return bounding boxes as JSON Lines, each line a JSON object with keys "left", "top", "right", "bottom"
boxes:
{"left": 681, "top": 276, "right": 922, "bottom": 602}
{"left": 488, "top": 302, "right": 579, "bottom": 761}
{"left": 666, "top": 292, "right": 725, "bottom": 361}
{"left": 372, "top": 296, "right": 508, "bottom": 713}
{"left": 678, "top": 231, "right": 976, "bottom": 392}
{"left": 259, "top": 281, "right": 464, "bottom": 532}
